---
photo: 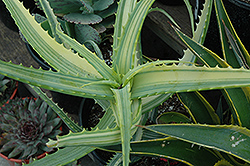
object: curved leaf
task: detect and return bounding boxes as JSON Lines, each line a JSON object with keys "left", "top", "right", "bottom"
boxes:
{"left": 141, "top": 124, "right": 250, "bottom": 164}
{"left": 214, "top": 0, "right": 250, "bottom": 67}
{"left": 112, "top": 0, "right": 155, "bottom": 74}
{"left": 3, "top": 0, "right": 101, "bottom": 77}
{"left": 181, "top": 0, "right": 213, "bottom": 62}
{"left": 156, "top": 112, "right": 191, "bottom": 124}
{"left": 102, "top": 137, "right": 219, "bottom": 166}
{"left": 178, "top": 91, "right": 220, "bottom": 124}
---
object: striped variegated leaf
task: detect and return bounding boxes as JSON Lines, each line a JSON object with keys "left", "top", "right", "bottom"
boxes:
{"left": 3, "top": 0, "right": 100, "bottom": 77}
{"left": 0, "top": 61, "right": 114, "bottom": 100}
{"left": 131, "top": 64, "right": 250, "bottom": 99}
{"left": 112, "top": 0, "right": 155, "bottom": 75}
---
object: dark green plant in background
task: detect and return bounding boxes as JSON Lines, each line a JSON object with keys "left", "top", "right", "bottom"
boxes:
{"left": 35, "top": 0, "right": 117, "bottom": 45}
{"left": 0, "top": 75, "right": 16, "bottom": 107}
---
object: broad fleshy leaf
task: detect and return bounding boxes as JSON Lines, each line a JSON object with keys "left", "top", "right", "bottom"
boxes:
{"left": 132, "top": 64, "right": 250, "bottom": 99}
{"left": 177, "top": 92, "right": 220, "bottom": 124}
{"left": 63, "top": 13, "right": 102, "bottom": 24}
{"left": 141, "top": 124, "right": 250, "bottom": 164}
{"left": 0, "top": 61, "right": 114, "bottom": 100}
{"left": 102, "top": 137, "right": 219, "bottom": 166}
{"left": 112, "top": 0, "right": 154, "bottom": 74}
{"left": 214, "top": 0, "right": 250, "bottom": 67}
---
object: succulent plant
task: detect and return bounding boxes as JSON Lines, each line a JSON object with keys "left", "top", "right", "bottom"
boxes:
{"left": 0, "top": 97, "right": 61, "bottom": 159}
{"left": 35, "top": 0, "right": 117, "bottom": 45}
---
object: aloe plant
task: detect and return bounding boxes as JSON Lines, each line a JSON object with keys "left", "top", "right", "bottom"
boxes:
{"left": 1, "top": 0, "right": 250, "bottom": 165}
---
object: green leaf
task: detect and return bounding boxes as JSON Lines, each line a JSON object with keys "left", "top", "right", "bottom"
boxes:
{"left": 97, "top": 2, "right": 117, "bottom": 18}
{"left": 172, "top": 26, "right": 229, "bottom": 68}
{"left": 75, "top": 24, "right": 101, "bottom": 44}
{"left": 180, "top": 0, "right": 213, "bottom": 62}
{"left": 131, "top": 64, "right": 250, "bottom": 99}
{"left": 156, "top": 112, "right": 191, "bottom": 124}
{"left": 92, "top": 0, "right": 115, "bottom": 11}
{"left": 103, "top": 137, "right": 219, "bottom": 166}
{"left": 222, "top": 88, "right": 250, "bottom": 128}
{"left": 79, "top": 0, "right": 94, "bottom": 13}
{"left": 214, "top": 0, "right": 250, "bottom": 67}
{"left": 64, "top": 13, "right": 102, "bottom": 24}
{"left": 36, "top": 0, "right": 82, "bottom": 14}
{"left": 141, "top": 124, "right": 250, "bottom": 164}
{"left": 178, "top": 91, "right": 220, "bottom": 124}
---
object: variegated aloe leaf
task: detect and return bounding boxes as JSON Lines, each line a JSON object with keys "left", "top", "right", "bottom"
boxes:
{"left": 112, "top": 0, "right": 154, "bottom": 75}
{"left": 3, "top": 0, "right": 100, "bottom": 77}
{"left": 174, "top": 1, "right": 250, "bottom": 130}
{"left": 214, "top": 0, "right": 250, "bottom": 68}
{"left": 177, "top": 92, "right": 220, "bottom": 125}
{"left": 47, "top": 127, "right": 121, "bottom": 147}
{"left": 0, "top": 61, "right": 115, "bottom": 100}
{"left": 38, "top": 0, "right": 63, "bottom": 43}
{"left": 28, "top": 146, "right": 94, "bottom": 166}
{"left": 112, "top": 0, "right": 136, "bottom": 51}
{"left": 131, "top": 64, "right": 250, "bottom": 99}
{"left": 102, "top": 137, "right": 219, "bottom": 166}
{"left": 31, "top": 86, "right": 83, "bottom": 132}
{"left": 181, "top": 0, "right": 213, "bottom": 63}
{"left": 172, "top": 19, "right": 250, "bottom": 129}
{"left": 140, "top": 124, "right": 250, "bottom": 164}
{"left": 55, "top": 25, "right": 120, "bottom": 82}
{"left": 214, "top": 0, "right": 250, "bottom": 129}
{"left": 173, "top": 26, "right": 229, "bottom": 68}
{"left": 111, "top": 83, "right": 134, "bottom": 165}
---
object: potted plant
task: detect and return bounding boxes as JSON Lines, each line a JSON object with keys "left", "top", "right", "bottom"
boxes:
{"left": 0, "top": 97, "right": 61, "bottom": 165}
{"left": 1, "top": 0, "right": 250, "bottom": 165}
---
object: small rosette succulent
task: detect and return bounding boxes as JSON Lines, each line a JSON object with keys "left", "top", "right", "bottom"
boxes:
{"left": 0, "top": 97, "right": 61, "bottom": 159}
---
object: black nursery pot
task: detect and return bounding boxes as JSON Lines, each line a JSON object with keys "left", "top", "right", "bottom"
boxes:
{"left": 26, "top": 43, "right": 56, "bottom": 71}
